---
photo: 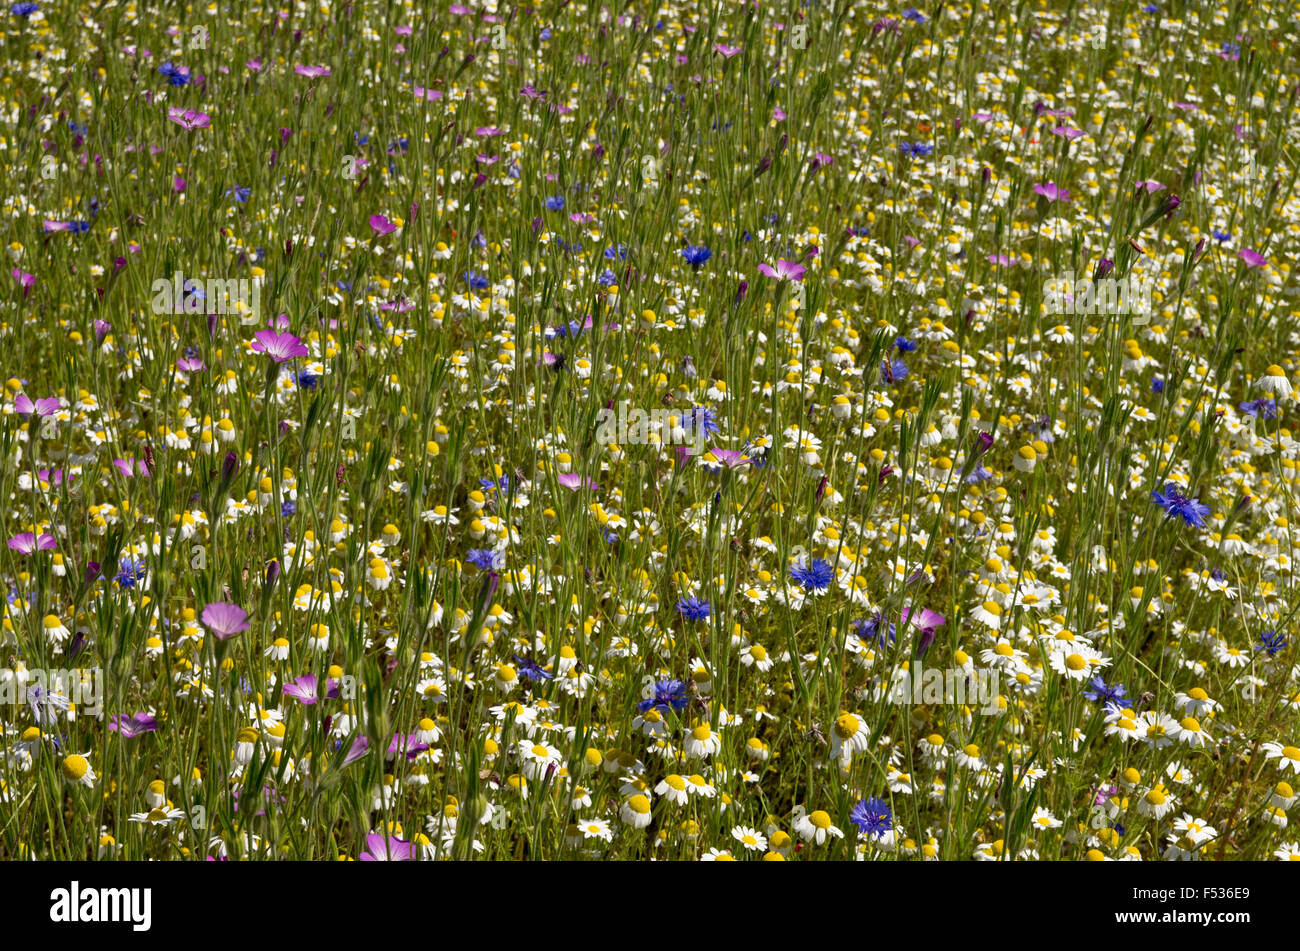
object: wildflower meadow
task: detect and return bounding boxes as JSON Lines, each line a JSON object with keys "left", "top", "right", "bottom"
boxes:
{"left": 3, "top": 0, "right": 1300, "bottom": 871}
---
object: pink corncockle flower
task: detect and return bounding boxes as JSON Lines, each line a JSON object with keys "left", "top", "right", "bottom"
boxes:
{"left": 360, "top": 834, "right": 414, "bottom": 861}
{"left": 36, "top": 468, "right": 70, "bottom": 487}
{"left": 475, "top": 126, "right": 504, "bottom": 136}
{"left": 757, "top": 259, "right": 806, "bottom": 282}
{"left": 251, "top": 330, "right": 309, "bottom": 362}
{"left": 109, "top": 713, "right": 159, "bottom": 738}
{"left": 972, "top": 111, "right": 994, "bottom": 122}
{"left": 988, "top": 253, "right": 1013, "bottom": 267}
{"left": 14, "top": 394, "right": 60, "bottom": 417}
{"left": 774, "top": 106, "right": 787, "bottom": 121}
{"left": 557, "top": 473, "right": 599, "bottom": 491}
{"left": 200, "top": 602, "right": 250, "bottom": 640}
{"left": 713, "top": 44, "right": 742, "bottom": 58}
{"left": 1136, "top": 180, "right": 1166, "bottom": 194}
{"left": 294, "top": 65, "right": 331, "bottom": 78}
{"left": 1239, "top": 248, "right": 1268, "bottom": 268}
{"left": 903, "top": 236, "right": 922, "bottom": 248}
{"left": 246, "top": 59, "right": 263, "bottom": 71}
{"left": 112, "top": 457, "right": 150, "bottom": 477}
{"left": 413, "top": 85, "right": 442, "bottom": 100}
{"left": 341, "top": 736, "right": 370, "bottom": 767}
{"left": 7, "top": 532, "right": 56, "bottom": 554}
{"left": 449, "top": 4, "right": 471, "bottom": 13}
{"left": 282, "top": 674, "right": 320, "bottom": 705}
{"left": 369, "top": 214, "right": 397, "bottom": 235}
{"left": 1051, "top": 125, "right": 1084, "bottom": 140}
{"left": 699, "top": 448, "right": 751, "bottom": 471}
{"left": 177, "top": 357, "right": 205, "bottom": 372}
{"left": 1032, "top": 182, "right": 1071, "bottom": 202}
{"left": 901, "top": 605, "right": 947, "bottom": 656}
{"left": 11, "top": 268, "right": 34, "bottom": 291}
{"left": 520, "top": 86, "right": 546, "bottom": 100}
{"left": 395, "top": 25, "right": 413, "bottom": 35}
{"left": 167, "top": 108, "right": 211, "bottom": 130}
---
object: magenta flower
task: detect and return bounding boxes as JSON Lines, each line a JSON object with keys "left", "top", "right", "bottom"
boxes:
{"left": 557, "top": 472, "right": 599, "bottom": 491}
{"left": 13, "top": 394, "right": 60, "bottom": 417}
{"left": 413, "top": 85, "right": 442, "bottom": 100}
{"left": 294, "top": 65, "right": 331, "bottom": 78}
{"left": 108, "top": 713, "right": 159, "bottom": 738}
{"left": 1239, "top": 248, "right": 1268, "bottom": 268}
{"left": 11, "top": 268, "right": 34, "bottom": 291}
{"left": 7, "top": 532, "right": 56, "bottom": 554}
{"left": 341, "top": 736, "right": 370, "bottom": 767}
{"left": 167, "top": 108, "right": 211, "bottom": 130}
{"left": 112, "top": 457, "right": 150, "bottom": 477}
{"left": 1051, "top": 126, "right": 1084, "bottom": 140}
{"left": 369, "top": 214, "right": 397, "bottom": 235}
{"left": 359, "top": 833, "right": 414, "bottom": 861}
{"left": 177, "top": 357, "right": 205, "bottom": 372}
{"left": 1032, "top": 182, "right": 1071, "bottom": 202}
{"left": 713, "top": 44, "right": 742, "bottom": 58}
{"left": 756, "top": 259, "right": 806, "bottom": 282}
{"left": 699, "top": 448, "right": 751, "bottom": 471}
{"left": 251, "top": 330, "right": 309, "bottom": 362}
{"left": 282, "top": 674, "right": 320, "bottom": 705}
{"left": 475, "top": 126, "right": 504, "bottom": 137}
{"left": 901, "top": 605, "right": 947, "bottom": 657}
{"left": 200, "top": 601, "right": 250, "bottom": 640}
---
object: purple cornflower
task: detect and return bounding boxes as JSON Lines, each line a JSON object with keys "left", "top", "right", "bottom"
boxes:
{"left": 789, "top": 557, "right": 834, "bottom": 592}
{"left": 1082, "top": 674, "right": 1129, "bottom": 707}
{"left": 638, "top": 678, "right": 689, "bottom": 715}
{"left": 1150, "top": 484, "right": 1210, "bottom": 528}
{"left": 676, "top": 596, "right": 711, "bottom": 621}
{"left": 1258, "top": 630, "right": 1287, "bottom": 657}
{"left": 512, "top": 654, "right": 554, "bottom": 681}
{"left": 849, "top": 797, "right": 893, "bottom": 838}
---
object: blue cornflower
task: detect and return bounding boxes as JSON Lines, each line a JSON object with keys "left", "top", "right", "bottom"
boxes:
{"left": 114, "top": 558, "right": 147, "bottom": 588}
{"left": 1151, "top": 377, "right": 1165, "bottom": 393}
{"left": 1082, "top": 674, "right": 1129, "bottom": 707}
{"left": 280, "top": 500, "right": 296, "bottom": 518}
{"left": 1142, "top": 3, "right": 1159, "bottom": 12}
{"left": 676, "top": 596, "right": 711, "bottom": 621}
{"left": 638, "top": 678, "right": 689, "bottom": 715}
{"left": 544, "top": 195, "right": 565, "bottom": 211}
{"left": 597, "top": 268, "right": 617, "bottom": 286}
{"left": 295, "top": 370, "right": 319, "bottom": 390}
{"left": 466, "top": 548, "right": 501, "bottom": 571}
{"left": 354, "top": 132, "right": 370, "bottom": 146}
{"left": 849, "top": 797, "right": 893, "bottom": 839}
{"left": 895, "top": 336, "right": 917, "bottom": 352}
{"left": 681, "top": 245, "right": 712, "bottom": 270}
{"left": 898, "top": 142, "right": 934, "bottom": 159}
{"left": 69, "top": 121, "right": 88, "bottom": 136}
{"left": 225, "top": 185, "right": 251, "bottom": 203}
{"left": 1150, "top": 483, "right": 1210, "bottom": 528}
{"left": 462, "top": 271, "right": 490, "bottom": 291}
{"left": 539, "top": 27, "right": 552, "bottom": 40}
{"left": 881, "top": 358, "right": 909, "bottom": 384}
{"left": 604, "top": 243, "right": 628, "bottom": 260}
{"left": 790, "top": 557, "right": 834, "bottom": 592}
{"left": 1238, "top": 397, "right": 1278, "bottom": 419}
{"left": 479, "top": 475, "right": 509, "bottom": 492}
{"left": 11, "top": 2, "right": 39, "bottom": 15}
{"left": 902, "top": 8, "right": 925, "bottom": 22}
{"left": 157, "top": 62, "right": 192, "bottom": 86}
{"left": 854, "top": 613, "right": 896, "bottom": 648}
{"left": 512, "top": 654, "right": 554, "bottom": 680}
{"left": 687, "top": 405, "right": 720, "bottom": 437}
{"left": 1258, "top": 630, "right": 1287, "bottom": 657}
{"left": 1211, "top": 229, "right": 1230, "bottom": 242}
{"left": 965, "top": 464, "right": 993, "bottom": 483}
